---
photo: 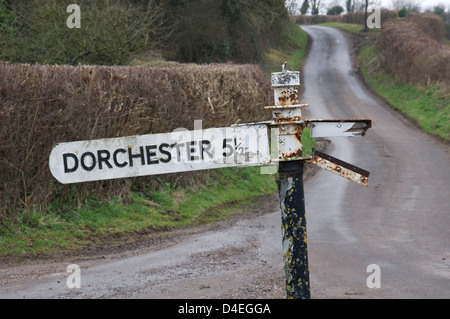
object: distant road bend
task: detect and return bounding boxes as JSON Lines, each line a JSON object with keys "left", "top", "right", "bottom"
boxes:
{"left": 0, "top": 26, "right": 449, "bottom": 299}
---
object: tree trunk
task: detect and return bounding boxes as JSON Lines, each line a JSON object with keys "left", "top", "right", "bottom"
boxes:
{"left": 364, "top": 0, "right": 368, "bottom": 32}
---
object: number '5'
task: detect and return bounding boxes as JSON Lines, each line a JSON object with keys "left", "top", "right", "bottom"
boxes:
{"left": 223, "top": 138, "right": 235, "bottom": 157}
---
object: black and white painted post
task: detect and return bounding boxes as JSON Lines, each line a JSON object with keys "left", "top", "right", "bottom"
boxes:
{"left": 265, "top": 66, "right": 311, "bottom": 299}
{"left": 265, "top": 64, "right": 371, "bottom": 299}
{"left": 49, "top": 64, "right": 371, "bottom": 299}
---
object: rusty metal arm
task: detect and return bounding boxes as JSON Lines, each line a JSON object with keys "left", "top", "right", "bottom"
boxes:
{"left": 309, "top": 149, "right": 370, "bottom": 187}
{"left": 306, "top": 119, "right": 372, "bottom": 137}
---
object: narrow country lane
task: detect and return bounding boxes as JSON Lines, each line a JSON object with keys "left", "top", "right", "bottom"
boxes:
{"left": 0, "top": 26, "right": 449, "bottom": 299}
{"left": 301, "top": 25, "right": 450, "bottom": 298}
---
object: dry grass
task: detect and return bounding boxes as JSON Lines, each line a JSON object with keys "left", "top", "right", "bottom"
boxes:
{"left": 377, "top": 14, "right": 450, "bottom": 88}
{"left": 0, "top": 62, "right": 272, "bottom": 219}
{"left": 292, "top": 14, "right": 342, "bottom": 25}
{"left": 291, "top": 10, "right": 397, "bottom": 25}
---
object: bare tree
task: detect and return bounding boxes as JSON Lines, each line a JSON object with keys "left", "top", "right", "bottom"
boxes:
{"left": 392, "top": 0, "right": 421, "bottom": 13}
{"left": 300, "top": 0, "right": 309, "bottom": 15}
{"left": 311, "top": 0, "right": 321, "bottom": 14}
{"left": 364, "top": 0, "right": 368, "bottom": 31}
{"left": 285, "top": 0, "right": 299, "bottom": 15}
{"left": 346, "top": 0, "right": 355, "bottom": 12}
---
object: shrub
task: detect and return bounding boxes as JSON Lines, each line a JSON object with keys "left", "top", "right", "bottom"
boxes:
{"left": 377, "top": 14, "right": 450, "bottom": 88}
{"left": 162, "top": 0, "right": 289, "bottom": 64}
{"left": 327, "top": 6, "right": 344, "bottom": 16}
{"left": 0, "top": 0, "right": 168, "bottom": 65}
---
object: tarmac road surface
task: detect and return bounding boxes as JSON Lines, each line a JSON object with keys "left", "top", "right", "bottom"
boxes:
{"left": 300, "top": 25, "right": 449, "bottom": 298}
{"left": 0, "top": 26, "right": 449, "bottom": 299}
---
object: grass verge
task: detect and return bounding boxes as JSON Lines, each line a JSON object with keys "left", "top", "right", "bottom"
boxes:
{"left": 262, "top": 22, "right": 308, "bottom": 75}
{"left": 320, "top": 22, "right": 449, "bottom": 142}
{"left": 359, "top": 44, "right": 449, "bottom": 141}
{"left": 0, "top": 167, "right": 277, "bottom": 258}
{"left": 319, "top": 22, "right": 368, "bottom": 34}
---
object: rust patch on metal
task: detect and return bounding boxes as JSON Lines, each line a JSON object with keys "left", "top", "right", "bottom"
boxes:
{"left": 282, "top": 148, "right": 303, "bottom": 159}
{"left": 310, "top": 150, "right": 370, "bottom": 187}
{"left": 277, "top": 89, "right": 299, "bottom": 106}
{"left": 275, "top": 116, "right": 303, "bottom": 123}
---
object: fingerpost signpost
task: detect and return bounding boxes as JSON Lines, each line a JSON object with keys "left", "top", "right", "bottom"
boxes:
{"left": 49, "top": 64, "right": 371, "bottom": 299}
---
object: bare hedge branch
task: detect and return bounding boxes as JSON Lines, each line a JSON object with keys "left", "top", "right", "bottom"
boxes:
{"left": 0, "top": 62, "right": 272, "bottom": 220}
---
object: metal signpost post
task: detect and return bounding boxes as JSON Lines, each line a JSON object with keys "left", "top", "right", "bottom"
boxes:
{"left": 265, "top": 66, "right": 311, "bottom": 299}
{"left": 49, "top": 64, "right": 371, "bottom": 299}
{"left": 266, "top": 64, "right": 370, "bottom": 299}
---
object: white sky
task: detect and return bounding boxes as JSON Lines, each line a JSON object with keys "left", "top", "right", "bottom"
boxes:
{"left": 379, "top": 0, "right": 449, "bottom": 11}
{"left": 287, "top": 0, "right": 450, "bottom": 14}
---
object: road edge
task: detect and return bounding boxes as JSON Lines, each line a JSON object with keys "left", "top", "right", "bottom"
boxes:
{"left": 341, "top": 28, "right": 449, "bottom": 156}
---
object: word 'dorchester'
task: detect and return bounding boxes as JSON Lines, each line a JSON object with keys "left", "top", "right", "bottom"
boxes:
{"left": 62, "top": 140, "right": 214, "bottom": 173}
{"left": 49, "top": 125, "right": 271, "bottom": 184}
